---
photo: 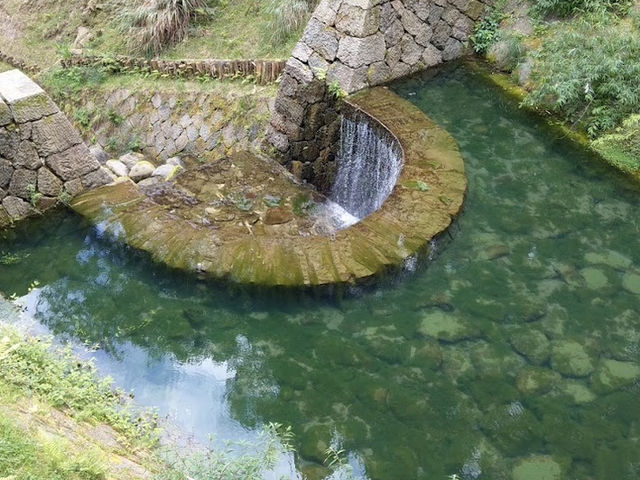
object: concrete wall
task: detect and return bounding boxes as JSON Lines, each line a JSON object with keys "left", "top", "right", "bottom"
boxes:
{"left": 0, "top": 70, "right": 111, "bottom": 227}
{"left": 266, "top": 0, "right": 492, "bottom": 190}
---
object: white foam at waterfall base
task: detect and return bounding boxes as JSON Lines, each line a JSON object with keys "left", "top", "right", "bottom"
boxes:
{"left": 330, "top": 113, "right": 403, "bottom": 220}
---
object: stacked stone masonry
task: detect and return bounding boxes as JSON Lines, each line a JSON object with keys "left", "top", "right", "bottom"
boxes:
{"left": 267, "top": 0, "right": 493, "bottom": 189}
{"left": 0, "top": 69, "right": 112, "bottom": 227}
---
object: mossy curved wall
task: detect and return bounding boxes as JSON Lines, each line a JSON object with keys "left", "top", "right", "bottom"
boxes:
{"left": 72, "top": 88, "right": 467, "bottom": 287}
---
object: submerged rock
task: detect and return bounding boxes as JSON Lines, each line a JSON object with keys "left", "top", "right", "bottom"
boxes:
{"left": 550, "top": 341, "right": 594, "bottom": 378}
{"left": 418, "top": 311, "right": 476, "bottom": 343}
{"left": 591, "top": 359, "right": 640, "bottom": 393}
{"left": 516, "top": 367, "right": 560, "bottom": 395}
{"left": 584, "top": 250, "right": 632, "bottom": 270}
{"left": 510, "top": 328, "right": 550, "bottom": 365}
{"left": 580, "top": 267, "right": 609, "bottom": 290}
{"left": 512, "top": 456, "right": 562, "bottom": 480}
{"left": 622, "top": 271, "right": 640, "bottom": 295}
{"left": 560, "top": 380, "right": 596, "bottom": 404}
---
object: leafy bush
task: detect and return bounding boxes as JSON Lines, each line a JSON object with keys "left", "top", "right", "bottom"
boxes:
{"left": 264, "top": 0, "right": 317, "bottom": 45}
{"left": 592, "top": 114, "right": 640, "bottom": 173}
{"left": 531, "top": 0, "right": 633, "bottom": 17}
{"left": 120, "top": 0, "right": 210, "bottom": 55}
{"left": 470, "top": 0, "right": 507, "bottom": 53}
{"left": 524, "top": 14, "right": 640, "bottom": 136}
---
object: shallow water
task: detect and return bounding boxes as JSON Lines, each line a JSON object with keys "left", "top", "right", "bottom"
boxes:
{"left": 1, "top": 64, "right": 640, "bottom": 479}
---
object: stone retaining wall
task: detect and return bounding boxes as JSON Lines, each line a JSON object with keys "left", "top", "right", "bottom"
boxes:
{"left": 69, "top": 87, "right": 273, "bottom": 161}
{"left": 267, "top": 0, "right": 493, "bottom": 189}
{"left": 0, "top": 69, "right": 111, "bottom": 227}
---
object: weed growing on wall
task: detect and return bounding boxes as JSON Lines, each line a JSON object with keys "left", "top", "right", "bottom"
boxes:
{"left": 469, "top": 0, "right": 507, "bottom": 53}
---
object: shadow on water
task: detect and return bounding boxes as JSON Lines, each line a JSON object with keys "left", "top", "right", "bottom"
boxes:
{"left": 1, "top": 64, "right": 640, "bottom": 479}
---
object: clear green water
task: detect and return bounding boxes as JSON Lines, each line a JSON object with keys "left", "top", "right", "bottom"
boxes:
{"left": 2, "top": 65, "right": 640, "bottom": 479}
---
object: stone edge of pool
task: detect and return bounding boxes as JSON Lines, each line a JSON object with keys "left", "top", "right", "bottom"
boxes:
{"left": 70, "top": 87, "right": 467, "bottom": 286}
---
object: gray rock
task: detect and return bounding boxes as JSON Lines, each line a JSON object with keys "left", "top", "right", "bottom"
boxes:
{"left": 0, "top": 187, "right": 5, "bottom": 200}
{"left": 46, "top": 143, "right": 100, "bottom": 181}
{"left": 2, "top": 195, "right": 31, "bottom": 220}
{"left": 166, "top": 156, "right": 185, "bottom": 168}
{"left": 400, "top": 7, "right": 424, "bottom": 37}
{"left": 31, "top": 112, "right": 82, "bottom": 156}
{"left": 384, "top": 18, "right": 405, "bottom": 47}
{"left": 8, "top": 167, "right": 37, "bottom": 200}
{"left": 400, "top": 34, "right": 423, "bottom": 65}
{"left": 199, "top": 124, "right": 211, "bottom": 142}
{"left": 18, "top": 122, "right": 32, "bottom": 140}
{"left": 152, "top": 163, "right": 183, "bottom": 180}
{"left": 285, "top": 58, "right": 314, "bottom": 85}
{"left": 431, "top": 23, "right": 451, "bottom": 49}
{"left": 37, "top": 167, "right": 63, "bottom": 197}
{"left": 105, "top": 159, "right": 129, "bottom": 177}
{"left": 90, "top": 145, "right": 109, "bottom": 164}
{"left": 0, "top": 158, "right": 14, "bottom": 188}
{"left": 337, "top": 33, "right": 386, "bottom": 68}
{"left": 336, "top": 3, "right": 381, "bottom": 37}
{"left": 0, "top": 127, "right": 19, "bottom": 159}
{"left": 82, "top": 167, "right": 115, "bottom": 189}
{"left": 11, "top": 93, "right": 59, "bottom": 124}
{"left": 0, "top": 99, "right": 11, "bottom": 126}
{"left": 327, "top": 61, "right": 369, "bottom": 93}
{"left": 315, "top": 1, "right": 338, "bottom": 24}
{"left": 442, "top": 37, "right": 464, "bottom": 61}
{"left": 302, "top": 19, "right": 339, "bottom": 61}
{"left": 129, "top": 161, "right": 156, "bottom": 182}
{"left": 14, "top": 141, "right": 41, "bottom": 169}
{"left": 367, "top": 61, "right": 392, "bottom": 85}
{"left": 292, "top": 42, "right": 313, "bottom": 63}
{"left": 72, "top": 26, "right": 94, "bottom": 49}
{"left": 186, "top": 125, "right": 198, "bottom": 142}
{"left": 422, "top": 44, "right": 443, "bottom": 67}
{"left": 119, "top": 152, "right": 145, "bottom": 170}
{"left": 151, "top": 93, "right": 162, "bottom": 109}
{"left": 175, "top": 131, "right": 189, "bottom": 152}
{"left": 63, "top": 178, "right": 84, "bottom": 197}
{"left": 137, "top": 176, "right": 161, "bottom": 188}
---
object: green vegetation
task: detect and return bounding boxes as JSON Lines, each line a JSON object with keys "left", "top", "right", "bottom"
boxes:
{"left": 479, "top": 1, "right": 640, "bottom": 176}
{"left": 469, "top": 0, "right": 507, "bottom": 53}
{"left": 524, "top": 13, "right": 640, "bottom": 137}
{"left": 265, "top": 0, "right": 317, "bottom": 46}
{"left": 531, "top": 0, "right": 633, "bottom": 17}
{"left": 119, "top": 0, "right": 211, "bottom": 55}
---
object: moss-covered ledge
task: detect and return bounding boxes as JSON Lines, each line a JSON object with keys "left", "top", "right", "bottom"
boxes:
{"left": 71, "top": 88, "right": 466, "bottom": 286}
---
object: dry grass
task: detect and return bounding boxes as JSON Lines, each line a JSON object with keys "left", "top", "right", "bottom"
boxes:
{"left": 119, "top": 0, "right": 209, "bottom": 55}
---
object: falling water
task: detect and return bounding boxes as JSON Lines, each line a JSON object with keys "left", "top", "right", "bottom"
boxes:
{"left": 330, "top": 111, "right": 403, "bottom": 220}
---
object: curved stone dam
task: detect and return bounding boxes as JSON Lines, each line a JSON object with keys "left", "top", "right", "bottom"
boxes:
{"left": 71, "top": 87, "right": 466, "bottom": 286}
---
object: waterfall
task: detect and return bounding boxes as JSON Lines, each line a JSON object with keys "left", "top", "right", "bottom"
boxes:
{"left": 330, "top": 111, "right": 403, "bottom": 220}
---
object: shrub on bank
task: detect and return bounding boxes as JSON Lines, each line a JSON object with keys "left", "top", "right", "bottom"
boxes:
{"left": 524, "top": 13, "right": 640, "bottom": 136}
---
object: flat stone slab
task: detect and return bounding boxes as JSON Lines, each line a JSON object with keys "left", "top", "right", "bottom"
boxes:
{"left": 71, "top": 88, "right": 466, "bottom": 286}
{"left": 0, "top": 69, "right": 45, "bottom": 104}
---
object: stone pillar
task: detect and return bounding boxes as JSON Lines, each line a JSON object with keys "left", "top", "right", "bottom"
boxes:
{"left": 0, "top": 69, "right": 113, "bottom": 227}
{"left": 266, "top": 0, "right": 492, "bottom": 190}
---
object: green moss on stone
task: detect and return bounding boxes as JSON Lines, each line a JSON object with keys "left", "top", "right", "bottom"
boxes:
{"left": 512, "top": 456, "right": 562, "bottom": 480}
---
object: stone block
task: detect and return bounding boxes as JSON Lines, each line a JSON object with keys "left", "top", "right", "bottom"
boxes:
{"left": 0, "top": 99, "right": 11, "bottom": 126}
{"left": 32, "top": 112, "right": 82, "bottom": 156}
{"left": 0, "top": 188, "right": 5, "bottom": 201}
{"left": 336, "top": 4, "right": 381, "bottom": 37}
{"left": 2, "top": 195, "right": 31, "bottom": 220}
{"left": 19, "top": 122, "right": 32, "bottom": 140}
{"left": 10, "top": 93, "right": 59, "bottom": 124}
{"left": 271, "top": 110, "right": 304, "bottom": 140}
{"left": 82, "top": 167, "right": 115, "bottom": 189}
{"left": 8, "top": 168, "right": 37, "bottom": 200}
{"left": 422, "top": 44, "right": 443, "bottom": 67}
{"left": 442, "top": 6, "right": 462, "bottom": 25}
{"left": 14, "top": 141, "right": 42, "bottom": 169}
{"left": 266, "top": 126, "right": 290, "bottom": 153}
{"left": 427, "top": 5, "right": 444, "bottom": 24}
{"left": 337, "top": 33, "right": 386, "bottom": 68}
{"left": 432, "top": 23, "right": 452, "bottom": 49}
{"left": 274, "top": 95, "right": 306, "bottom": 125}
{"left": 407, "top": 0, "right": 431, "bottom": 20}
{"left": 400, "top": 34, "right": 423, "bottom": 65}
{"left": 302, "top": 19, "right": 340, "bottom": 61}
{"left": 381, "top": 2, "right": 399, "bottom": 29}
{"left": 106, "top": 159, "right": 129, "bottom": 177}
{"left": 285, "top": 58, "right": 314, "bottom": 84}
{"left": 37, "top": 167, "right": 63, "bottom": 197}
{"left": 308, "top": 53, "right": 330, "bottom": 75}
{"left": 64, "top": 178, "right": 84, "bottom": 197}
{"left": 46, "top": 143, "right": 100, "bottom": 181}
{"left": 0, "top": 206, "right": 9, "bottom": 227}
{"left": 400, "top": 7, "right": 424, "bottom": 37}
{"left": 384, "top": 18, "right": 405, "bottom": 47}
{"left": 327, "top": 61, "right": 369, "bottom": 93}
{"left": 0, "top": 70, "right": 44, "bottom": 104}
{"left": 0, "top": 127, "right": 19, "bottom": 160}
{"left": 90, "top": 145, "right": 109, "bottom": 164}
{"left": 0, "top": 158, "right": 13, "bottom": 188}
{"left": 442, "top": 37, "right": 464, "bottom": 61}
{"left": 367, "top": 61, "right": 392, "bottom": 85}
{"left": 466, "top": 0, "right": 486, "bottom": 20}
{"left": 314, "top": 1, "right": 338, "bottom": 25}
{"left": 292, "top": 42, "right": 313, "bottom": 63}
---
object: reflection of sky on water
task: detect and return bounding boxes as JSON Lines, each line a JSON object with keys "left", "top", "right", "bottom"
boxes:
{"left": 10, "top": 288, "right": 365, "bottom": 480}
